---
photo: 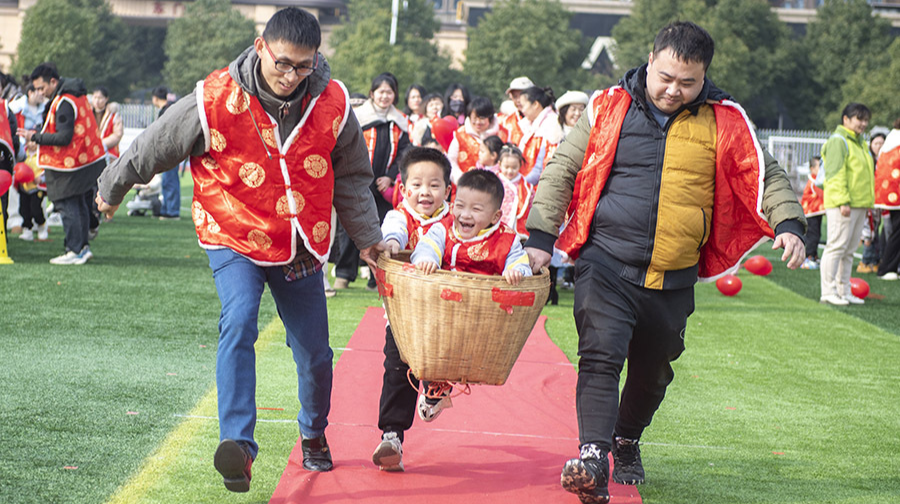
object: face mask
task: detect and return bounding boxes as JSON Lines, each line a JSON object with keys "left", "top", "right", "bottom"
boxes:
{"left": 449, "top": 99, "right": 465, "bottom": 114}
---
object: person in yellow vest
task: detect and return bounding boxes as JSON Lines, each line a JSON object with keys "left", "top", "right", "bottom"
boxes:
{"left": 95, "top": 7, "right": 386, "bottom": 492}
{"left": 23, "top": 64, "right": 106, "bottom": 265}
{"left": 523, "top": 22, "right": 806, "bottom": 503}
{"left": 818, "top": 103, "right": 875, "bottom": 305}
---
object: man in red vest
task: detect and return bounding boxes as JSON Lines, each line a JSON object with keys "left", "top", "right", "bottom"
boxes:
{"left": 524, "top": 22, "right": 806, "bottom": 504}
{"left": 96, "top": 7, "right": 385, "bottom": 493}
{"left": 23, "top": 63, "right": 106, "bottom": 264}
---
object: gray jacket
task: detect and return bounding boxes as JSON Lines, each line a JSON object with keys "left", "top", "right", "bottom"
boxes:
{"left": 97, "top": 46, "right": 382, "bottom": 255}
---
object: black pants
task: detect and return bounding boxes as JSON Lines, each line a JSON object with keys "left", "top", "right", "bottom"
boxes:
{"left": 54, "top": 189, "right": 93, "bottom": 253}
{"left": 805, "top": 214, "right": 822, "bottom": 259}
{"left": 377, "top": 325, "right": 420, "bottom": 442}
{"left": 877, "top": 210, "right": 900, "bottom": 276}
{"left": 573, "top": 254, "right": 693, "bottom": 450}
{"left": 19, "top": 190, "right": 46, "bottom": 229}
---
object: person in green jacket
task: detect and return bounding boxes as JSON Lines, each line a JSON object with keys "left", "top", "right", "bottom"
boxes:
{"left": 819, "top": 103, "right": 875, "bottom": 306}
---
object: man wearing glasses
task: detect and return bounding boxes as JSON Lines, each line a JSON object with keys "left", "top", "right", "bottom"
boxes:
{"left": 96, "top": 7, "right": 385, "bottom": 492}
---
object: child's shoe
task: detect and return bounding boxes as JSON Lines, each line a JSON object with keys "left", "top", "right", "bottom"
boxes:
{"left": 417, "top": 381, "right": 453, "bottom": 422}
{"left": 18, "top": 228, "right": 34, "bottom": 241}
{"left": 372, "top": 432, "right": 404, "bottom": 471}
{"left": 857, "top": 262, "right": 873, "bottom": 274}
{"left": 37, "top": 223, "right": 49, "bottom": 241}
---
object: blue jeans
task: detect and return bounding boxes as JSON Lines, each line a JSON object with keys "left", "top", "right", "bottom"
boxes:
{"left": 160, "top": 166, "right": 181, "bottom": 217}
{"left": 54, "top": 189, "right": 92, "bottom": 253}
{"left": 206, "top": 248, "right": 333, "bottom": 459}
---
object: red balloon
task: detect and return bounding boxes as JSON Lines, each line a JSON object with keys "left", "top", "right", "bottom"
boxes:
{"left": 850, "top": 277, "right": 870, "bottom": 299}
{"left": 0, "top": 170, "right": 11, "bottom": 196}
{"left": 430, "top": 119, "right": 455, "bottom": 151}
{"left": 716, "top": 274, "right": 742, "bottom": 296}
{"left": 744, "top": 255, "right": 773, "bottom": 276}
{"left": 14, "top": 163, "right": 34, "bottom": 185}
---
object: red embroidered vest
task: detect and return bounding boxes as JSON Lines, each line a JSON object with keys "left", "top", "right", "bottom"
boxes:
{"left": 454, "top": 126, "right": 481, "bottom": 173}
{"left": 875, "top": 145, "right": 900, "bottom": 210}
{"left": 37, "top": 93, "right": 105, "bottom": 171}
{"left": 398, "top": 200, "right": 450, "bottom": 250}
{"left": 499, "top": 112, "right": 522, "bottom": 145}
{"left": 98, "top": 108, "right": 120, "bottom": 158}
{"left": 363, "top": 119, "right": 406, "bottom": 169}
{"left": 0, "top": 101, "right": 13, "bottom": 161}
{"left": 801, "top": 176, "right": 824, "bottom": 217}
{"left": 512, "top": 176, "right": 534, "bottom": 236}
{"left": 556, "top": 87, "right": 773, "bottom": 282}
{"left": 440, "top": 214, "right": 519, "bottom": 276}
{"left": 190, "top": 68, "right": 348, "bottom": 265}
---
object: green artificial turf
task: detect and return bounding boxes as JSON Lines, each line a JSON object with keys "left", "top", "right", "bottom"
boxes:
{"left": 3, "top": 183, "right": 900, "bottom": 504}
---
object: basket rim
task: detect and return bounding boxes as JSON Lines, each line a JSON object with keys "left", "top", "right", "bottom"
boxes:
{"left": 377, "top": 251, "right": 549, "bottom": 283}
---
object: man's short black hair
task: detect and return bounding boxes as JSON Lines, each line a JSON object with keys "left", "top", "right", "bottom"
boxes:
{"left": 263, "top": 7, "right": 321, "bottom": 49}
{"left": 93, "top": 86, "right": 109, "bottom": 98}
{"left": 467, "top": 96, "right": 495, "bottom": 119}
{"left": 652, "top": 21, "right": 715, "bottom": 70}
{"left": 30, "top": 63, "right": 59, "bottom": 83}
{"left": 152, "top": 86, "right": 168, "bottom": 100}
{"left": 457, "top": 169, "right": 504, "bottom": 210}
{"left": 842, "top": 103, "right": 871, "bottom": 122}
{"left": 399, "top": 146, "right": 451, "bottom": 187}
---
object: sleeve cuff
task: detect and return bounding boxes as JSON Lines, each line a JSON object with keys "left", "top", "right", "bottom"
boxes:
{"left": 774, "top": 219, "right": 806, "bottom": 245}
{"left": 523, "top": 229, "right": 557, "bottom": 255}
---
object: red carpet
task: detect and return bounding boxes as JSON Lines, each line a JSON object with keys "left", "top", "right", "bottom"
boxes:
{"left": 269, "top": 307, "right": 642, "bottom": 504}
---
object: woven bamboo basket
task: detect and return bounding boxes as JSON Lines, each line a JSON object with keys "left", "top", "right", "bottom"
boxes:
{"left": 375, "top": 251, "right": 550, "bottom": 386}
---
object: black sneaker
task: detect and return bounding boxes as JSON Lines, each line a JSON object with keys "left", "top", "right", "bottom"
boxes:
{"left": 560, "top": 452, "right": 609, "bottom": 504}
{"left": 611, "top": 436, "right": 645, "bottom": 485}
{"left": 301, "top": 434, "right": 334, "bottom": 472}
{"left": 213, "top": 439, "right": 253, "bottom": 492}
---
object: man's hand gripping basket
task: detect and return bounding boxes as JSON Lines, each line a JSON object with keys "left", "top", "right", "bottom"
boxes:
{"left": 375, "top": 251, "right": 550, "bottom": 386}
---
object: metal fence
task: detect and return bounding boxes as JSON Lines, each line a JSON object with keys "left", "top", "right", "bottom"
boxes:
{"left": 757, "top": 129, "right": 832, "bottom": 195}
{"left": 119, "top": 104, "right": 157, "bottom": 129}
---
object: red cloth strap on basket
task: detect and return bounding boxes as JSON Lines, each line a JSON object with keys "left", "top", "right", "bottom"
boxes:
{"left": 441, "top": 288, "right": 463, "bottom": 302}
{"left": 491, "top": 287, "right": 536, "bottom": 314}
{"left": 375, "top": 267, "right": 393, "bottom": 297}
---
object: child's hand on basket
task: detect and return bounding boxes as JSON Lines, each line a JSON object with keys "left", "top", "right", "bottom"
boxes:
{"left": 417, "top": 261, "right": 439, "bottom": 275}
{"left": 503, "top": 269, "right": 523, "bottom": 286}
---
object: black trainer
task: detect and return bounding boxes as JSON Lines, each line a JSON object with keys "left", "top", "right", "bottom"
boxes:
{"left": 301, "top": 434, "right": 334, "bottom": 472}
{"left": 214, "top": 439, "right": 253, "bottom": 492}
{"left": 560, "top": 447, "right": 610, "bottom": 504}
{"left": 611, "top": 436, "right": 645, "bottom": 485}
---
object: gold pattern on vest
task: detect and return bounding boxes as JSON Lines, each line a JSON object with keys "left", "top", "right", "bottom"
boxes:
{"left": 78, "top": 153, "right": 88, "bottom": 164}
{"left": 261, "top": 127, "right": 278, "bottom": 149}
{"left": 75, "top": 124, "right": 85, "bottom": 135}
{"left": 313, "top": 221, "right": 330, "bottom": 242}
{"left": 304, "top": 155, "right": 327, "bottom": 178}
{"left": 469, "top": 241, "right": 488, "bottom": 261}
{"left": 200, "top": 154, "right": 219, "bottom": 171}
{"left": 64, "top": 157, "right": 75, "bottom": 168}
{"left": 276, "top": 191, "right": 304, "bottom": 219}
{"left": 192, "top": 201, "right": 204, "bottom": 226}
{"left": 459, "top": 151, "right": 468, "bottom": 162}
{"left": 210, "top": 129, "right": 226, "bottom": 152}
{"left": 332, "top": 116, "right": 340, "bottom": 140}
{"left": 226, "top": 87, "right": 249, "bottom": 115}
{"left": 248, "top": 229, "right": 272, "bottom": 250}
{"left": 239, "top": 163, "right": 265, "bottom": 188}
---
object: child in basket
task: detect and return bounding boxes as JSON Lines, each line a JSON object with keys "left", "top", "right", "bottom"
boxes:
{"left": 409, "top": 170, "right": 532, "bottom": 419}
{"left": 373, "top": 147, "right": 452, "bottom": 472}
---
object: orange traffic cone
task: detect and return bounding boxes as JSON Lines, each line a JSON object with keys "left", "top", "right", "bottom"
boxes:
{"left": 0, "top": 209, "right": 14, "bottom": 264}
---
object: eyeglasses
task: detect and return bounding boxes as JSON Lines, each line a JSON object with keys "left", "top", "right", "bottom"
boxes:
{"left": 262, "top": 39, "right": 318, "bottom": 76}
